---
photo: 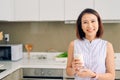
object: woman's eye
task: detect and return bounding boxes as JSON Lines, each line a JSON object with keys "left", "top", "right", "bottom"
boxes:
{"left": 83, "top": 21, "right": 87, "bottom": 24}
{"left": 91, "top": 20, "right": 95, "bottom": 23}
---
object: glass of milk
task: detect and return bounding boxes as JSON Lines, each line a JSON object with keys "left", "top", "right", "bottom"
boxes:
{"left": 74, "top": 53, "right": 84, "bottom": 68}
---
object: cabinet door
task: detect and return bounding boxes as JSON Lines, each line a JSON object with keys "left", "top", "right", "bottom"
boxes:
{"left": 65, "top": 0, "right": 94, "bottom": 21}
{"left": 12, "top": 69, "right": 23, "bottom": 80}
{"left": 2, "top": 69, "right": 23, "bottom": 80}
{"left": 95, "top": 0, "right": 120, "bottom": 20}
{"left": 2, "top": 74, "right": 13, "bottom": 80}
{"left": 0, "top": 0, "right": 14, "bottom": 21}
{"left": 40, "top": 0, "right": 64, "bottom": 21}
{"left": 115, "top": 70, "right": 120, "bottom": 79}
{"left": 14, "top": 0, "right": 39, "bottom": 21}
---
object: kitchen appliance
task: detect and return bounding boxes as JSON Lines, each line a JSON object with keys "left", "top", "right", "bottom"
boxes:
{"left": 23, "top": 68, "right": 63, "bottom": 80}
{"left": 0, "top": 44, "right": 23, "bottom": 61}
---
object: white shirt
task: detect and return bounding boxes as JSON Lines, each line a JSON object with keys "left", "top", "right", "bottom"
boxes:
{"left": 74, "top": 38, "right": 107, "bottom": 80}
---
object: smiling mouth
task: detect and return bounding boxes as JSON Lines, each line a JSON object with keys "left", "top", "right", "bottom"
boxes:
{"left": 87, "top": 29, "right": 94, "bottom": 32}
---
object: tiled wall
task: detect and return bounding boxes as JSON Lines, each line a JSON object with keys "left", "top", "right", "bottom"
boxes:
{"left": 0, "top": 22, "right": 120, "bottom": 52}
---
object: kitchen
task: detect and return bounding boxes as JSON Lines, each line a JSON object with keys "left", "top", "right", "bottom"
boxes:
{"left": 0, "top": 0, "right": 120, "bottom": 80}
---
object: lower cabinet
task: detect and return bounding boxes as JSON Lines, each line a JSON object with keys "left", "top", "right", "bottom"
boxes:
{"left": 1, "top": 68, "right": 120, "bottom": 80}
{"left": 2, "top": 69, "right": 23, "bottom": 80}
{"left": 63, "top": 69, "right": 74, "bottom": 80}
{"left": 115, "top": 70, "right": 120, "bottom": 80}
{"left": 22, "top": 68, "right": 63, "bottom": 80}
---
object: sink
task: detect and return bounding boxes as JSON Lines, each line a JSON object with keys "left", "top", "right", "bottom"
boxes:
{"left": 0, "top": 69, "right": 6, "bottom": 73}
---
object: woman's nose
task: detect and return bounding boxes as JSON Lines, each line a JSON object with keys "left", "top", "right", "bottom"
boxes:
{"left": 87, "top": 22, "right": 92, "bottom": 28}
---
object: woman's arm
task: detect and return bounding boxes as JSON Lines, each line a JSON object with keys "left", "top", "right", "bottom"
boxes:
{"left": 97, "top": 42, "right": 115, "bottom": 80}
{"left": 66, "top": 41, "right": 75, "bottom": 76}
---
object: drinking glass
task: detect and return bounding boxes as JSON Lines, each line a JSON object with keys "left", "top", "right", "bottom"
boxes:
{"left": 25, "top": 44, "right": 33, "bottom": 59}
{"left": 74, "top": 53, "right": 84, "bottom": 70}
{"left": 74, "top": 53, "right": 85, "bottom": 79}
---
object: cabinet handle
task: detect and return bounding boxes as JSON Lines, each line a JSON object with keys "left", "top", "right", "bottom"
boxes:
{"left": 41, "top": 71, "right": 44, "bottom": 75}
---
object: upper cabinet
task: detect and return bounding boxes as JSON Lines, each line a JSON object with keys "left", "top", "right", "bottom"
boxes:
{"left": 1, "top": 0, "right": 120, "bottom": 22}
{"left": 0, "top": 0, "right": 14, "bottom": 21}
{"left": 65, "top": 0, "right": 120, "bottom": 22}
{"left": 95, "top": 0, "right": 120, "bottom": 21}
{"left": 65, "top": 0, "right": 94, "bottom": 21}
{"left": 40, "top": 0, "right": 64, "bottom": 21}
{"left": 14, "top": 0, "right": 64, "bottom": 21}
{"left": 14, "top": 0, "right": 39, "bottom": 21}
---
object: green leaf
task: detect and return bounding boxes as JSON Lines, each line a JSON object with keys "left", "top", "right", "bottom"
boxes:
{"left": 56, "top": 52, "right": 68, "bottom": 58}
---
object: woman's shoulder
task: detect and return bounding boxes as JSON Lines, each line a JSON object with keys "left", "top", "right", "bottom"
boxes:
{"left": 69, "top": 39, "right": 80, "bottom": 46}
{"left": 69, "top": 41, "right": 74, "bottom": 47}
{"left": 107, "top": 41, "right": 113, "bottom": 48}
{"left": 101, "top": 39, "right": 113, "bottom": 49}
{"left": 100, "top": 39, "right": 112, "bottom": 46}
{"left": 99, "top": 39, "right": 108, "bottom": 44}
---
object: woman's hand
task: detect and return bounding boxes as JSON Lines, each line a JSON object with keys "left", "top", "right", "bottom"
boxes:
{"left": 72, "top": 58, "right": 84, "bottom": 73}
{"left": 76, "top": 68, "right": 96, "bottom": 78}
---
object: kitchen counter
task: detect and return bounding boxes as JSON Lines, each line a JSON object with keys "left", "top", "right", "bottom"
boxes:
{"left": 0, "top": 52, "right": 66, "bottom": 79}
{"left": 115, "top": 53, "right": 120, "bottom": 70}
{"left": 0, "top": 52, "right": 120, "bottom": 79}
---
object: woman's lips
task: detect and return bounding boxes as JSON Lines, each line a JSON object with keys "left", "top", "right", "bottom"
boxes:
{"left": 87, "top": 29, "right": 94, "bottom": 32}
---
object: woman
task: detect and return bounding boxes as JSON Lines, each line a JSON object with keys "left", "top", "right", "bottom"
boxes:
{"left": 66, "top": 8, "right": 115, "bottom": 80}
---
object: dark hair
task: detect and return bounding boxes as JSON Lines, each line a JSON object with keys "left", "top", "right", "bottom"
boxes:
{"left": 76, "top": 8, "right": 104, "bottom": 40}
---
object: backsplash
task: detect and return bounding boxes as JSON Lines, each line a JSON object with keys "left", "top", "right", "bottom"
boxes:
{"left": 0, "top": 22, "right": 120, "bottom": 52}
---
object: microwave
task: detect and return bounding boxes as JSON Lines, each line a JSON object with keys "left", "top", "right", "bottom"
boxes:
{"left": 0, "top": 44, "right": 23, "bottom": 61}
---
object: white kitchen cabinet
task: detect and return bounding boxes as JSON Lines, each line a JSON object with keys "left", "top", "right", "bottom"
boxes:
{"left": 14, "top": 0, "right": 64, "bottom": 21}
{"left": 0, "top": 0, "right": 14, "bottom": 21}
{"left": 95, "top": 0, "right": 120, "bottom": 21}
{"left": 40, "top": 0, "right": 64, "bottom": 21}
{"left": 14, "top": 0, "right": 39, "bottom": 21}
{"left": 65, "top": 0, "right": 94, "bottom": 21}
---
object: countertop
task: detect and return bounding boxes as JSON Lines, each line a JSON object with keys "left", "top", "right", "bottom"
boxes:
{"left": 0, "top": 52, "right": 120, "bottom": 79}
{"left": 0, "top": 52, "right": 66, "bottom": 79}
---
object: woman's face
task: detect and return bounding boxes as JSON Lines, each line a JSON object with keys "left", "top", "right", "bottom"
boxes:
{"left": 81, "top": 13, "right": 99, "bottom": 39}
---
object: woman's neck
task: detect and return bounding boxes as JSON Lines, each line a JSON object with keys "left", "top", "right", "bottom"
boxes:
{"left": 85, "top": 36, "right": 96, "bottom": 42}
